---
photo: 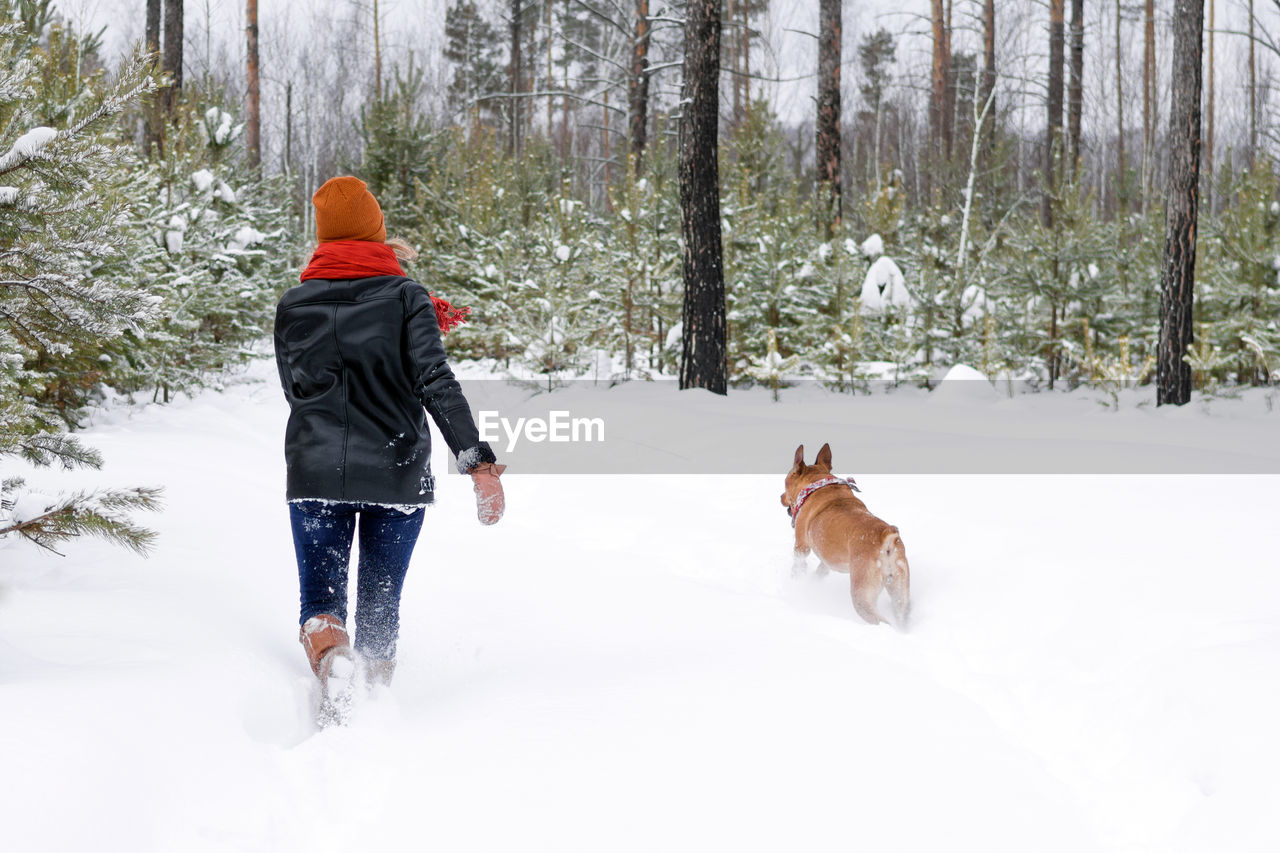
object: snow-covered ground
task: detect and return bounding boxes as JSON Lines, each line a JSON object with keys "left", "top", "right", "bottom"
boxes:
{"left": 2, "top": 359, "right": 1278, "bottom": 852}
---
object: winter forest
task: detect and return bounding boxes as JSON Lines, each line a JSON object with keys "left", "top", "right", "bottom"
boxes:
{"left": 4, "top": 4, "right": 1280, "bottom": 844}
{"left": 1, "top": 0, "right": 1279, "bottom": 544}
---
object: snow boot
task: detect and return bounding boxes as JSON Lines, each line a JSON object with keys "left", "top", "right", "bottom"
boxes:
{"left": 300, "top": 613, "right": 349, "bottom": 676}
{"left": 301, "top": 614, "right": 356, "bottom": 727}
{"left": 363, "top": 657, "right": 396, "bottom": 689}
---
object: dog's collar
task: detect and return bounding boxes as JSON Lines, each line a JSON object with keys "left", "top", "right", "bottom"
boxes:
{"left": 789, "top": 476, "right": 861, "bottom": 527}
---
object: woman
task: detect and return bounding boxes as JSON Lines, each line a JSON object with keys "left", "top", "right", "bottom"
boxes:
{"left": 274, "top": 176, "right": 504, "bottom": 694}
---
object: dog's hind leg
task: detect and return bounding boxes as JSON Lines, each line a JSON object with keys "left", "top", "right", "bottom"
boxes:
{"left": 882, "top": 532, "right": 911, "bottom": 627}
{"left": 850, "top": 574, "right": 886, "bottom": 625}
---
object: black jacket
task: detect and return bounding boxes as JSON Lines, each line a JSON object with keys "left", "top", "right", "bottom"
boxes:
{"left": 273, "top": 274, "right": 495, "bottom": 505}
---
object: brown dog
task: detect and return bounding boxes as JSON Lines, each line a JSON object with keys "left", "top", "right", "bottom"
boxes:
{"left": 781, "top": 443, "right": 911, "bottom": 626}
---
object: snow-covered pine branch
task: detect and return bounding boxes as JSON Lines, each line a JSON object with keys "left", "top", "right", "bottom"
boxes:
{"left": 0, "top": 481, "right": 163, "bottom": 556}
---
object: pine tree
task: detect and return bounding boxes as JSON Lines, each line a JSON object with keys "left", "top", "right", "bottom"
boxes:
{"left": 627, "top": 0, "right": 652, "bottom": 168}
{"left": 722, "top": 104, "right": 829, "bottom": 380}
{"left": 1067, "top": 0, "right": 1084, "bottom": 176}
{"left": 609, "top": 147, "right": 681, "bottom": 377}
{"left": 444, "top": 1, "right": 505, "bottom": 133}
{"left": 858, "top": 28, "right": 896, "bottom": 190}
{"left": 111, "top": 94, "right": 295, "bottom": 403}
{"left": 360, "top": 60, "right": 436, "bottom": 228}
{"left": 990, "top": 174, "right": 1115, "bottom": 387}
{"left": 1201, "top": 165, "right": 1280, "bottom": 386}
{"left": 1045, "top": 0, "right": 1065, "bottom": 228}
{"left": 678, "top": 0, "right": 727, "bottom": 393}
{"left": 0, "top": 5, "right": 161, "bottom": 553}
{"left": 816, "top": 0, "right": 842, "bottom": 236}
{"left": 245, "top": 0, "right": 260, "bottom": 170}
{"left": 1157, "top": 0, "right": 1204, "bottom": 405}
{"left": 162, "top": 0, "right": 182, "bottom": 117}
{"left": 930, "top": 0, "right": 951, "bottom": 168}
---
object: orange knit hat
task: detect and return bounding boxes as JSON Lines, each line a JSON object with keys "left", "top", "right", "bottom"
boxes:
{"left": 313, "top": 176, "right": 386, "bottom": 243}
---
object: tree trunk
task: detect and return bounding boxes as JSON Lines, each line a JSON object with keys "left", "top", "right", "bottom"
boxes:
{"left": 1158, "top": 0, "right": 1205, "bottom": 406}
{"left": 1247, "top": 0, "right": 1256, "bottom": 162}
{"left": 678, "top": 0, "right": 726, "bottom": 395}
{"left": 1068, "top": 0, "right": 1084, "bottom": 177}
{"left": 1143, "top": 0, "right": 1154, "bottom": 212}
{"left": 284, "top": 81, "right": 293, "bottom": 175}
{"left": 546, "top": 0, "right": 553, "bottom": 139}
{"left": 980, "top": 0, "right": 996, "bottom": 169}
{"left": 1115, "top": 0, "right": 1126, "bottom": 212}
{"left": 603, "top": 87, "right": 612, "bottom": 191}
{"left": 1205, "top": 0, "right": 1214, "bottom": 213}
{"left": 144, "top": 0, "right": 161, "bottom": 156}
{"left": 245, "top": 0, "right": 261, "bottom": 170}
{"left": 146, "top": 0, "right": 160, "bottom": 59}
{"left": 817, "top": 0, "right": 842, "bottom": 237}
{"left": 162, "top": 0, "right": 183, "bottom": 119}
{"left": 628, "top": 0, "right": 651, "bottom": 169}
{"left": 929, "top": 0, "right": 950, "bottom": 168}
{"left": 1045, "top": 0, "right": 1065, "bottom": 227}
{"left": 728, "top": 0, "right": 740, "bottom": 129}
{"left": 509, "top": 0, "right": 522, "bottom": 155}
{"left": 373, "top": 0, "right": 383, "bottom": 99}
{"left": 526, "top": 2, "right": 536, "bottom": 144}
{"left": 944, "top": 0, "right": 954, "bottom": 159}
{"left": 741, "top": 0, "right": 751, "bottom": 128}
{"left": 561, "top": 0, "right": 570, "bottom": 161}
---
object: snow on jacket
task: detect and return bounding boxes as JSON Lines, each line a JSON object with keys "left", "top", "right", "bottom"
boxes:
{"left": 273, "top": 274, "right": 495, "bottom": 505}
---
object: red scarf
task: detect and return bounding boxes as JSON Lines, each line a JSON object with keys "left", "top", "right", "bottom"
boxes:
{"left": 300, "top": 240, "right": 470, "bottom": 333}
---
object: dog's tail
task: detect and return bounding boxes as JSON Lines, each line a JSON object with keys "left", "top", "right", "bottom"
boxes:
{"left": 880, "top": 528, "right": 911, "bottom": 628}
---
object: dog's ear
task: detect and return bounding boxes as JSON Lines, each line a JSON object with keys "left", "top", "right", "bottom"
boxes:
{"left": 815, "top": 443, "right": 832, "bottom": 470}
{"left": 792, "top": 445, "right": 805, "bottom": 471}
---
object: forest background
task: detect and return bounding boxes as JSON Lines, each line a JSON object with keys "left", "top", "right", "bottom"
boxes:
{"left": 1, "top": 0, "right": 1278, "bottom": 547}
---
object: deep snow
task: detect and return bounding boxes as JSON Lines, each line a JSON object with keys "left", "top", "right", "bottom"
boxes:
{"left": 2, "top": 359, "right": 1278, "bottom": 852}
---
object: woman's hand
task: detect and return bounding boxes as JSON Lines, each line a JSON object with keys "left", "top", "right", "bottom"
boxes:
{"left": 470, "top": 462, "right": 506, "bottom": 525}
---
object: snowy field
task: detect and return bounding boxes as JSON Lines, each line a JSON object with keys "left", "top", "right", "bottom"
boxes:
{"left": 2, "top": 358, "right": 1278, "bottom": 853}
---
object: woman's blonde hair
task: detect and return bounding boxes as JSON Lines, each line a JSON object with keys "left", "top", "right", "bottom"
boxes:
{"left": 386, "top": 237, "right": 419, "bottom": 262}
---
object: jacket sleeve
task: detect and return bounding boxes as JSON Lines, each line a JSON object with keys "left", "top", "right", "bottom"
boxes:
{"left": 273, "top": 305, "right": 292, "bottom": 399}
{"left": 402, "top": 281, "right": 496, "bottom": 473}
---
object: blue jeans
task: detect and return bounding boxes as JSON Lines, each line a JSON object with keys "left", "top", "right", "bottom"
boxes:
{"left": 289, "top": 500, "right": 425, "bottom": 661}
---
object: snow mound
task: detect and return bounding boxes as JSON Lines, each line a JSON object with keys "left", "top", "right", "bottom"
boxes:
{"left": 932, "top": 364, "right": 999, "bottom": 402}
{"left": 859, "top": 256, "right": 910, "bottom": 313}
